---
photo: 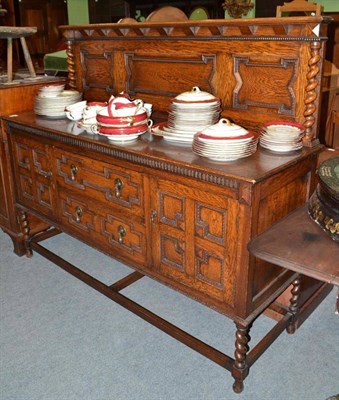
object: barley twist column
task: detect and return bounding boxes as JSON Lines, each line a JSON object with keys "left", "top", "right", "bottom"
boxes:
{"left": 66, "top": 40, "right": 76, "bottom": 90}
{"left": 232, "top": 322, "right": 251, "bottom": 393}
{"left": 303, "top": 40, "right": 321, "bottom": 144}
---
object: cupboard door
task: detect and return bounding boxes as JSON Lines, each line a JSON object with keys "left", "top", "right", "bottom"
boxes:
{"left": 0, "top": 139, "right": 10, "bottom": 227}
{"left": 150, "top": 178, "right": 240, "bottom": 308}
{"left": 10, "top": 133, "right": 56, "bottom": 218}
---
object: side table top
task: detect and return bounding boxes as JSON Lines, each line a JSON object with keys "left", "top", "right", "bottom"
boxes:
{"left": 0, "top": 26, "right": 37, "bottom": 39}
{"left": 248, "top": 205, "right": 339, "bottom": 286}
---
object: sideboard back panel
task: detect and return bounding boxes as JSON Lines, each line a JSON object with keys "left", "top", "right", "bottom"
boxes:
{"left": 61, "top": 17, "right": 330, "bottom": 139}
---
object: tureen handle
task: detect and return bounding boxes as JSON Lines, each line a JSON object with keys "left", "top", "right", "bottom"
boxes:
{"left": 219, "top": 118, "right": 231, "bottom": 126}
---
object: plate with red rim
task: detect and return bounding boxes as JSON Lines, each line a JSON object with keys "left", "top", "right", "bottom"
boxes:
{"left": 151, "top": 122, "right": 196, "bottom": 139}
{"left": 259, "top": 142, "right": 303, "bottom": 152}
{"left": 196, "top": 131, "right": 259, "bottom": 142}
{"left": 97, "top": 131, "right": 143, "bottom": 142}
{"left": 263, "top": 121, "right": 304, "bottom": 133}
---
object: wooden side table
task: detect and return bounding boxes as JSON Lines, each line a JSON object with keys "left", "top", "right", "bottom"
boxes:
{"left": 0, "top": 26, "right": 37, "bottom": 83}
{"left": 248, "top": 204, "right": 339, "bottom": 314}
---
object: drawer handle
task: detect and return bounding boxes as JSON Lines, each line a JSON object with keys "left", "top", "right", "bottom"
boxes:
{"left": 41, "top": 171, "right": 52, "bottom": 178}
{"left": 114, "top": 178, "right": 123, "bottom": 198}
{"left": 150, "top": 210, "right": 157, "bottom": 224}
{"left": 70, "top": 164, "right": 78, "bottom": 181}
{"left": 75, "top": 206, "right": 83, "bottom": 222}
{"left": 118, "top": 224, "right": 126, "bottom": 244}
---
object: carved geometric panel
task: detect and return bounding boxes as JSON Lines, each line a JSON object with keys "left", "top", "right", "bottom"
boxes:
{"left": 195, "top": 246, "right": 224, "bottom": 289}
{"left": 195, "top": 203, "right": 226, "bottom": 245}
{"left": 15, "top": 143, "right": 30, "bottom": 171}
{"left": 36, "top": 182, "right": 53, "bottom": 209}
{"left": 159, "top": 191, "right": 185, "bottom": 230}
{"left": 19, "top": 175, "right": 34, "bottom": 201}
{"left": 80, "top": 50, "right": 114, "bottom": 94}
{"left": 125, "top": 53, "right": 216, "bottom": 97}
{"left": 160, "top": 234, "right": 185, "bottom": 272}
{"left": 57, "top": 154, "right": 85, "bottom": 189}
{"left": 102, "top": 214, "right": 143, "bottom": 257}
{"left": 233, "top": 56, "right": 298, "bottom": 115}
{"left": 89, "top": 167, "right": 141, "bottom": 209}
{"left": 56, "top": 153, "right": 142, "bottom": 211}
{"left": 32, "top": 148, "right": 51, "bottom": 179}
{"left": 61, "top": 196, "right": 95, "bottom": 232}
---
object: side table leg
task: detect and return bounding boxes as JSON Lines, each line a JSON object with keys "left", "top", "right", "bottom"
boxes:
{"left": 231, "top": 322, "right": 251, "bottom": 393}
{"left": 287, "top": 275, "right": 301, "bottom": 334}
{"left": 18, "top": 210, "right": 32, "bottom": 257}
{"left": 19, "top": 37, "right": 36, "bottom": 78}
{"left": 7, "top": 37, "right": 13, "bottom": 82}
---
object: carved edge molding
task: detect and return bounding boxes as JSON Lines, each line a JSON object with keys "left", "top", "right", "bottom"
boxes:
{"left": 8, "top": 124, "right": 239, "bottom": 190}
{"left": 60, "top": 18, "right": 329, "bottom": 41}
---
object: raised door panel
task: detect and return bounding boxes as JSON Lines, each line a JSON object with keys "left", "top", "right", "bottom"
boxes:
{"left": 151, "top": 178, "right": 239, "bottom": 311}
{"left": 10, "top": 133, "right": 55, "bottom": 218}
{"left": 0, "top": 140, "right": 10, "bottom": 227}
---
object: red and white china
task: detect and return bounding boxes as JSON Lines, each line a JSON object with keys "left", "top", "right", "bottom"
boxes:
{"left": 260, "top": 121, "right": 305, "bottom": 152}
{"left": 151, "top": 86, "right": 221, "bottom": 143}
{"left": 107, "top": 93, "right": 144, "bottom": 117}
{"left": 192, "top": 118, "right": 259, "bottom": 161}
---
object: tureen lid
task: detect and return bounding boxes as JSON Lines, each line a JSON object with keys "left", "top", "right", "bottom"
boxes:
{"left": 173, "top": 86, "right": 218, "bottom": 103}
{"left": 200, "top": 118, "right": 248, "bottom": 137}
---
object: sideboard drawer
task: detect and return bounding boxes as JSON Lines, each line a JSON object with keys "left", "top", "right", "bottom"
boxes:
{"left": 57, "top": 190, "right": 147, "bottom": 266}
{"left": 54, "top": 149, "right": 144, "bottom": 218}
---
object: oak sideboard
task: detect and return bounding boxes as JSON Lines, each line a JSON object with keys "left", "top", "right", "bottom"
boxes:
{"left": 1, "top": 16, "right": 333, "bottom": 393}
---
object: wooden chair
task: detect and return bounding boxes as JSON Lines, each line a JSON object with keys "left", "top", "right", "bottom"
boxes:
{"left": 276, "top": 0, "right": 323, "bottom": 17}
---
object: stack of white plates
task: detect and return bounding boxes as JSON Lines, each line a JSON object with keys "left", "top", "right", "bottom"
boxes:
{"left": 34, "top": 90, "right": 82, "bottom": 118}
{"left": 260, "top": 121, "right": 304, "bottom": 153}
{"left": 152, "top": 86, "right": 220, "bottom": 143}
{"left": 37, "top": 83, "right": 65, "bottom": 98}
{"left": 192, "top": 119, "right": 259, "bottom": 161}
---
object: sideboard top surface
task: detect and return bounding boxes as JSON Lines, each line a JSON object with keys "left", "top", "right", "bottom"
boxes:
{"left": 4, "top": 112, "right": 321, "bottom": 185}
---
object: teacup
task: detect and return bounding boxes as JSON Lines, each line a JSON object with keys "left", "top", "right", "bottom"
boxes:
{"left": 83, "top": 102, "right": 107, "bottom": 122}
{"left": 65, "top": 110, "right": 84, "bottom": 121}
{"left": 65, "top": 100, "right": 87, "bottom": 121}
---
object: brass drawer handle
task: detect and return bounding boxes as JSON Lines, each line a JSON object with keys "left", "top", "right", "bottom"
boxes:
{"left": 118, "top": 224, "right": 126, "bottom": 244}
{"left": 70, "top": 164, "right": 78, "bottom": 181}
{"left": 75, "top": 206, "right": 83, "bottom": 222}
{"left": 114, "top": 178, "right": 123, "bottom": 198}
{"left": 41, "top": 171, "right": 52, "bottom": 178}
{"left": 150, "top": 210, "right": 157, "bottom": 224}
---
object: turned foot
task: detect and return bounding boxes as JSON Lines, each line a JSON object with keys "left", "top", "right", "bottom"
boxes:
{"left": 233, "top": 380, "right": 244, "bottom": 394}
{"left": 231, "top": 322, "right": 251, "bottom": 394}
